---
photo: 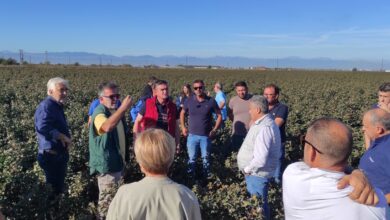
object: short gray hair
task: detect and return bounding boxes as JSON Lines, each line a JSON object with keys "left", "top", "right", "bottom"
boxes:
{"left": 98, "top": 81, "right": 119, "bottom": 97}
{"left": 368, "top": 109, "right": 390, "bottom": 131}
{"left": 249, "top": 95, "right": 269, "bottom": 114}
{"left": 47, "top": 77, "right": 69, "bottom": 95}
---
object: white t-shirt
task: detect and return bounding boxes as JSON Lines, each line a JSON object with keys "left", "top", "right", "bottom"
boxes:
{"left": 283, "top": 162, "right": 387, "bottom": 220}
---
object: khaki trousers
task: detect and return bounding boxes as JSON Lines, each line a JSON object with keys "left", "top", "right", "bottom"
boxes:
{"left": 97, "top": 171, "right": 122, "bottom": 219}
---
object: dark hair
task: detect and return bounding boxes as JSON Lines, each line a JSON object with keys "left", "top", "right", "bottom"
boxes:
{"left": 154, "top": 80, "right": 168, "bottom": 87}
{"left": 264, "top": 83, "right": 280, "bottom": 95}
{"left": 379, "top": 82, "right": 390, "bottom": 92}
{"left": 148, "top": 76, "right": 158, "bottom": 84}
{"left": 181, "top": 84, "right": 192, "bottom": 97}
{"left": 235, "top": 81, "right": 247, "bottom": 88}
{"left": 98, "top": 81, "right": 119, "bottom": 97}
{"left": 193, "top": 79, "right": 204, "bottom": 85}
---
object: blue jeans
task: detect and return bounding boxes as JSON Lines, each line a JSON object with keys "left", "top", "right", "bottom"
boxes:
{"left": 245, "top": 175, "right": 270, "bottom": 220}
{"left": 37, "top": 152, "right": 69, "bottom": 194}
{"left": 187, "top": 134, "right": 211, "bottom": 179}
{"left": 273, "top": 143, "right": 285, "bottom": 184}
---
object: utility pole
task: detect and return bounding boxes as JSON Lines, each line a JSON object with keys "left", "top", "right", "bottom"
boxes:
{"left": 45, "top": 51, "right": 48, "bottom": 64}
{"left": 19, "top": 49, "right": 24, "bottom": 65}
{"left": 381, "top": 57, "right": 384, "bottom": 71}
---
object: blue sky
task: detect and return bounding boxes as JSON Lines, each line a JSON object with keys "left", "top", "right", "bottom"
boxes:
{"left": 1, "top": 0, "right": 390, "bottom": 60}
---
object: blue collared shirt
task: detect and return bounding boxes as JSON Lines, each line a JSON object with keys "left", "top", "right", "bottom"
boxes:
{"left": 34, "top": 96, "right": 70, "bottom": 153}
{"left": 359, "top": 133, "right": 390, "bottom": 195}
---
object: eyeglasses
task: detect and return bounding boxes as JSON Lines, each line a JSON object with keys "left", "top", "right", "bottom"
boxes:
{"left": 300, "top": 134, "right": 323, "bottom": 154}
{"left": 102, "top": 94, "right": 120, "bottom": 100}
{"left": 193, "top": 86, "right": 204, "bottom": 90}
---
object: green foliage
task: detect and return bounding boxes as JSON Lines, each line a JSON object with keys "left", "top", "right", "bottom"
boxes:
{"left": 0, "top": 58, "right": 19, "bottom": 65}
{"left": 0, "top": 66, "right": 385, "bottom": 219}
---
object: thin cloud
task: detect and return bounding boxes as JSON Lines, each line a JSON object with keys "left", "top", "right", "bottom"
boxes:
{"left": 238, "top": 27, "right": 390, "bottom": 46}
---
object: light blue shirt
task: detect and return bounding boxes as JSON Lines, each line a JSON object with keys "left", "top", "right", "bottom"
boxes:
{"left": 215, "top": 91, "right": 227, "bottom": 120}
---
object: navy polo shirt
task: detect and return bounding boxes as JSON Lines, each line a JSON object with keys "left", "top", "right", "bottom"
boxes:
{"left": 183, "top": 95, "right": 220, "bottom": 136}
{"left": 359, "top": 133, "right": 390, "bottom": 194}
{"left": 269, "top": 102, "right": 288, "bottom": 143}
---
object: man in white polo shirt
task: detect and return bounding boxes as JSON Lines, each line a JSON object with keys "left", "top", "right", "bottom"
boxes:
{"left": 283, "top": 117, "right": 387, "bottom": 220}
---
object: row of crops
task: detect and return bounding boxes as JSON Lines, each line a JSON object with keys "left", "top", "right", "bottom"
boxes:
{"left": 0, "top": 65, "right": 386, "bottom": 219}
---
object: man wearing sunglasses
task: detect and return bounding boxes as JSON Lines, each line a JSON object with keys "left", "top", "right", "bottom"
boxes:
{"left": 89, "top": 81, "right": 132, "bottom": 219}
{"left": 88, "top": 82, "right": 122, "bottom": 126}
{"left": 180, "top": 79, "right": 222, "bottom": 183}
{"left": 283, "top": 118, "right": 387, "bottom": 219}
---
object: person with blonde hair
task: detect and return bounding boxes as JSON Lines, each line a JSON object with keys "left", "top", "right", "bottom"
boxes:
{"left": 107, "top": 129, "right": 201, "bottom": 220}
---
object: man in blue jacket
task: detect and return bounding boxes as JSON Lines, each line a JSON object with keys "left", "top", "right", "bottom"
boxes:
{"left": 35, "top": 77, "right": 72, "bottom": 195}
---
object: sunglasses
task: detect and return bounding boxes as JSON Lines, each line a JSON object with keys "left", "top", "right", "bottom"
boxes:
{"left": 300, "top": 134, "right": 323, "bottom": 154}
{"left": 102, "top": 94, "right": 120, "bottom": 100}
{"left": 193, "top": 86, "right": 204, "bottom": 90}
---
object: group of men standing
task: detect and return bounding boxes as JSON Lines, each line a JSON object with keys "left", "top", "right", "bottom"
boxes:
{"left": 34, "top": 75, "right": 389, "bottom": 219}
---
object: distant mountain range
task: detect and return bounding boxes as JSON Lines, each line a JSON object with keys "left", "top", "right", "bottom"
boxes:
{"left": 0, "top": 50, "right": 388, "bottom": 70}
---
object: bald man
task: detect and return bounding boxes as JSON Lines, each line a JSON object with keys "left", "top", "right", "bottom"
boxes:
{"left": 283, "top": 118, "right": 387, "bottom": 219}
{"left": 359, "top": 109, "right": 390, "bottom": 204}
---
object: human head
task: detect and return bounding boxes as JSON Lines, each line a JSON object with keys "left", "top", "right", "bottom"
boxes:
{"left": 98, "top": 81, "right": 120, "bottom": 110}
{"left": 378, "top": 82, "right": 390, "bottom": 107}
{"left": 182, "top": 84, "right": 192, "bottom": 96}
{"left": 134, "top": 128, "right": 176, "bottom": 175}
{"left": 214, "top": 82, "right": 223, "bottom": 93}
{"left": 248, "top": 95, "right": 268, "bottom": 121}
{"left": 148, "top": 76, "right": 158, "bottom": 86}
{"left": 362, "top": 109, "right": 390, "bottom": 143}
{"left": 235, "top": 81, "right": 248, "bottom": 99}
{"left": 263, "top": 84, "right": 280, "bottom": 105}
{"left": 47, "top": 77, "right": 69, "bottom": 104}
{"left": 154, "top": 80, "right": 169, "bottom": 102}
{"left": 193, "top": 79, "right": 205, "bottom": 97}
{"left": 303, "top": 118, "right": 352, "bottom": 169}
